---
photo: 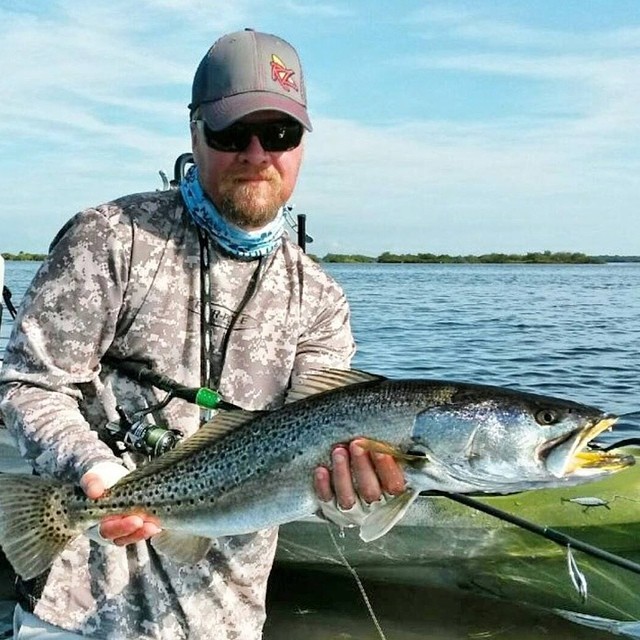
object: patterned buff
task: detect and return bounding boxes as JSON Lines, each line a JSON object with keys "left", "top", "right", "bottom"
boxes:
{"left": 180, "top": 165, "right": 285, "bottom": 259}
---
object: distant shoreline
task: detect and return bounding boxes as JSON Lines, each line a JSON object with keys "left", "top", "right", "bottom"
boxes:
{"left": 2, "top": 253, "right": 47, "bottom": 262}
{"left": 318, "top": 251, "right": 640, "bottom": 264}
{"left": 3, "top": 251, "right": 640, "bottom": 265}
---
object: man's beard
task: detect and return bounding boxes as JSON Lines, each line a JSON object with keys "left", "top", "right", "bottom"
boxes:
{"left": 217, "top": 171, "right": 286, "bottom": 229}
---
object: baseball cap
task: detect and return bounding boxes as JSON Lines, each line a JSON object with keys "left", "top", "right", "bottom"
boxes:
{"left": 190, "top": 28, "right": 312, "bottom": 132}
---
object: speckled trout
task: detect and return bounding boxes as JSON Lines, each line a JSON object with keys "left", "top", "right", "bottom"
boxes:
{"left": 0, "top": 369, "right": 633, "bottom": 580}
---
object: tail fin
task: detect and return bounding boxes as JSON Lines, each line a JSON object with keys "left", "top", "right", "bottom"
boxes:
{"left": 0, "top": 474, "right": 77, "bottom": 580}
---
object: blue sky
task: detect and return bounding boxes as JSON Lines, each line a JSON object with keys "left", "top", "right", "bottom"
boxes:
{"left": 1, "top": 0, "right": 639, "bottom": 257}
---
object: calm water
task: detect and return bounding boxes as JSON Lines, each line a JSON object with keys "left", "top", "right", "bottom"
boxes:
{"left": 326, "top": 262, "right": 639, "bottom": 415}
{"left": 2, "top": 260, "right": 639, "bottom": 639}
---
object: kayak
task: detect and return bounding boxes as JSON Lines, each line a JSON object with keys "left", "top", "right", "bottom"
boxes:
{"left": 275, "top": 445, "right": 640, "bottom": 635}
{"left": 1, "top": 421, "right": 640, "bottom": 635}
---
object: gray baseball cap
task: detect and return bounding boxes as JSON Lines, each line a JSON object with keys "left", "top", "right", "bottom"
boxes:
{"left": 190, "top": 29, "right": 312, "bottom": 131}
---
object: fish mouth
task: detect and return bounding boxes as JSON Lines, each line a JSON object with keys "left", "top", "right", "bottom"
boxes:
{"left": 544, "top": 416, "right": 635, "bottom": 478}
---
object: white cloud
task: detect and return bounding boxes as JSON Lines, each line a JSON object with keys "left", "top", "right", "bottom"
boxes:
{"left": 280, "top": 1, "right": 354, "bottom": 18}
{"left": 0, "top": 2, "right": 638, "bottom": 258}
{"left": 295, "top": 105, "right": 640, "bottom": 256}
{"left": 408, "top": 5, "right": 640, "bottom": 51}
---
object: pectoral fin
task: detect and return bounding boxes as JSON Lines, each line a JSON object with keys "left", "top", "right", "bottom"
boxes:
{"left": 151, "top": 530, "right": 212, "bottom": 564}
{"left": 359, "top": 488, "right": 419, "bottom": 542}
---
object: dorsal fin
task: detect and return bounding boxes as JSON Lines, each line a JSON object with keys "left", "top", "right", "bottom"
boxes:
{"left": 114, "top": 409, "right": 258, "bottom": 486}
{"left": 285, "top": 368, "right": 385, "bottom": 404}
{"left": 200, "top": 409, "right": 259, "bottom": 437}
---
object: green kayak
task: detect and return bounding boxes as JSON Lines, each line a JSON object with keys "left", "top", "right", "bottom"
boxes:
{"left": 275, "top": 446, "right": 640, "bottom": 634}
{"left": 1, "top": 427, "right": 639, "bottom": 634}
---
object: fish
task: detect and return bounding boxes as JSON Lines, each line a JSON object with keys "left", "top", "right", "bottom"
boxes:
{"left": 0, "top": 369, "right": 633, "bottom": 580}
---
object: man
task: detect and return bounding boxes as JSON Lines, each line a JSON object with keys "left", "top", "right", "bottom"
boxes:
{"left": 0, "top": 29, "right": 403, "bottom": 639}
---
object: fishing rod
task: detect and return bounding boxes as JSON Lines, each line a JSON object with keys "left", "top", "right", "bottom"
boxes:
{"left": 102, "top": 356, "right": 240, "bottom": 412}
{"left": 100, "top": 356, "right": 242, "bottom": 457}
{"left": 433, "top": 491, "right": 640, "bottom": 576}
{"left": 2, "top": 285, "right": 17, "bottom": 319}
{"left": 592, "top": 411, "right": 640, "bottom": 451}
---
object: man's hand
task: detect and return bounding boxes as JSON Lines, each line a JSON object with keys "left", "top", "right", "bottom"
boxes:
{"left": 314, "top": 438, "right": 406, "bottom": 509}
{"left": 97, "top": 513, "right": 162, "bottom": 546}
{"left": 80, "top": 463, "right": 161, "bottom": 546}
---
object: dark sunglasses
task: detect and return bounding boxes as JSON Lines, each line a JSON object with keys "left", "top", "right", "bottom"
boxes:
{"left": 198, "top": 119, "right": 304, "bottom": 153}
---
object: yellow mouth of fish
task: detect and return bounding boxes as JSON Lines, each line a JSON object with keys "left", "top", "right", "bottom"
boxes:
{"left": 545, "top": 416, "right": 635, "bottom": 477}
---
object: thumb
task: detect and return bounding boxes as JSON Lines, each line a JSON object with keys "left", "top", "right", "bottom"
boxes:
{"left": 80, "top": 461, "right": 129, "bottom": 499}
{"left": 80, "top": 472, "right": 106, "bottom": 499}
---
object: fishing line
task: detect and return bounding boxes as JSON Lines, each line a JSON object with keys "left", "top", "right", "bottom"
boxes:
{"left": 599, "top": 437, "right": 640, "bottom": 452}
{"left": 619, "top": 411, "right": 640, "bottom": 420}
{"left": 434, "top": 492, "right": 640, "bottom": 576}
{"left": 591, "top": 410, "right": 640, "bottom": 451}
{"left": 566, "top": 544, "right": 588, "bottom": 602}
{"left": 325, "top": 524, "right": 388, "bottom": 640}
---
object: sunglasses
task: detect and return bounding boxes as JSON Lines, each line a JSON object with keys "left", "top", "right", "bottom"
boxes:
{"left": 197, "top": 119, "right": 304, "bottom": 153}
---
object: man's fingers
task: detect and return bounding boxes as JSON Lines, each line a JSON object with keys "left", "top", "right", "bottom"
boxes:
{"left": 313, "top": 466, "right": 333, "bottom": 502}
{"left": 331, "top": 446, "right": 357, "bottom": 510}
{"left": 100, "top": 515, "right": 144, "bottom": 541}
{"left": 313, "top": 440, "right": 407, "bottom": 511}
{"left": 80, "top": 472, "right": 106, "bottom": 500}
{"left": 99, "top": 515, "right": 161, "bottom": 544}
{"left": 369, "top": 451, "right": 406, "bottom": 496}
{"left": 349, "top": 441, "right": 382, "bottom": 503}
{"left": 82, "top": 469, "right": 161, "bottom": 547}
{"left": 112, "top": 521, "right": 163, "bottom": 546}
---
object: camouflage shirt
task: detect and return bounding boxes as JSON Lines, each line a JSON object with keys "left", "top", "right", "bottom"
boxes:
{"left": 0, "top": 189, "right": 355, "bottom": 639}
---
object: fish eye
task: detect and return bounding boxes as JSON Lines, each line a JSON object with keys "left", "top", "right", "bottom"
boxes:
{"left": 535, "top": 409, "right": 559, "bottom": 426}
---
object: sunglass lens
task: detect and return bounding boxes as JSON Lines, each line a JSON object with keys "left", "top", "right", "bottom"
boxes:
{"left": 204, "top": 124, "right": 252, "bottom": 152}
{"left": 202, "top": 120, "right": 303, "bottom": 153}
{"left": 260, "top": 123, "right": 304, "bottom": 151}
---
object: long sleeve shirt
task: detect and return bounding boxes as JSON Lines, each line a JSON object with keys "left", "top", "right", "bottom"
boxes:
{"left": 0, "top": 188, "right": 355, "bottom": 639}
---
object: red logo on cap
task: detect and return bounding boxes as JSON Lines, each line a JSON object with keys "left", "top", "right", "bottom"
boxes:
{"left": 270, "top": 54, "right": 298, "bottom": 93}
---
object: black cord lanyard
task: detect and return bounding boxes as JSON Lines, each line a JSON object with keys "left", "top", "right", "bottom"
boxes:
{"left": 199, "top": 227, "right": 212, "bottom": 389}
{"left": 197, "top": 228, "right": 265, "bottom": 391}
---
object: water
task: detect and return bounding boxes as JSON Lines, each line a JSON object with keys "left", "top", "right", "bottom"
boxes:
{"left": 2, "top": 260, "right": 640, "bottom": 639}
{"left": 0, "top": 261, "right": 37, "bottom": 359}
{"left": 327, "top": 262, "right": 639, "bottom": 414}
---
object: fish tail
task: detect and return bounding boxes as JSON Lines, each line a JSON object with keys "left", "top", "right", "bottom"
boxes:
{"left": 0, "top": 473, "right": 78, "bottom": 580}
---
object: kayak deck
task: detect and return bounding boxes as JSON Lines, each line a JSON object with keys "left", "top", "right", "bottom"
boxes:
{"left": 276, "top": 450, "right": 640, "bottom": 624}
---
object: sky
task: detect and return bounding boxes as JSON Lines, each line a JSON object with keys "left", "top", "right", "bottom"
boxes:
{"left": 1, "top": 0, "right": 639, "bottom": 257}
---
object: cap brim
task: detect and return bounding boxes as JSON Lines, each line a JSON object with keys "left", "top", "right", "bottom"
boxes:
{"left": 200, "top": 92, "right": 312, "bottom": 132}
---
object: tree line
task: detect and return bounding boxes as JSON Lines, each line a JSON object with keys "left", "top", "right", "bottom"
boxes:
{"left": 2, "top": 252, "right": 48, "bottom": 261}
{"left": 320, "top": 251, "right": 640, "bottom": 264}
{"left": 4, "top": 251, "right": 639, "bottom": 264}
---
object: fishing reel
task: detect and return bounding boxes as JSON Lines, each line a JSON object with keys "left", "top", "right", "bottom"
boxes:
{"left": 104, "top": 405, "right": 183, "bottom": 459}
{"left": 100, "top": 357, "right": 235, "bottom": 459}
